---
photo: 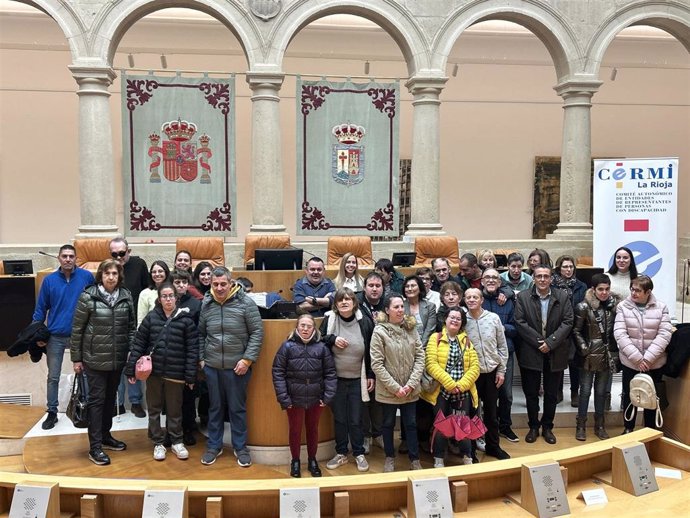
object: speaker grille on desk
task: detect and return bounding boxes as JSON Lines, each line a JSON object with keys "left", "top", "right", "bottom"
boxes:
{"left": 542, "top": 475, "right": 554, "bottom": 488}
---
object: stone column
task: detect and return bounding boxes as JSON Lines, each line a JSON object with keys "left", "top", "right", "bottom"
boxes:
{"left": 246, "top": 72, "right": 287, "bottom": 234}
{"left": 69, "top": 65, "right": 119, "bottom": 238}
{"left": 404, "top": 77, "right": 447, "bottom": 237}
{"left": 550, "top": 79, "right": 602, "bottom": 239}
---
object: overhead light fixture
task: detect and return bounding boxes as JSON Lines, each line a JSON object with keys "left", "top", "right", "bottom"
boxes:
{"left": 452, "top": 63, "right": 459, "bottom": 77}
{"left": 610, "top": 67, "right": 618, "bottom": 81}
{"left": 127, "top": 53, "right": 135, "bottom": 68}
{"left": 364, "top": 61, "right": 370, "bottom": 75}
{"left": 160, "top": 54, "right": 168, "bottom": 69}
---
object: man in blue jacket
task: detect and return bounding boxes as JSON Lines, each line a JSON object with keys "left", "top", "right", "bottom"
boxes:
{"left": 33, "top": 244, "right": 94, "bottom": 429}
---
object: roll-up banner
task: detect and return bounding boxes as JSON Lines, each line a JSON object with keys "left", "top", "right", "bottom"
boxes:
{"left": 593, "top": 158, "right": 678, "bottom": 315}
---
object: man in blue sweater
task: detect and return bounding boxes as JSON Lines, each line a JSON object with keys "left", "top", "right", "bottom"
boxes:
{"left": 33, "top": 244, "right": 94, "bottom": 429}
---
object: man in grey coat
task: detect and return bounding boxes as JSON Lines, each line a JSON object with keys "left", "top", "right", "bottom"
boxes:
{"left": 198, "top": 267, "right": 264, "bottom": 467}
{"left": 515, "top": 265, "right": 573, "bottom": 445}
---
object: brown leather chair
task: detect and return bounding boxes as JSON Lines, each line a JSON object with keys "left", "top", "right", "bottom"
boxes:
{"left": 244, "top": 235, "right": 291, "bottom": 266}
{"left": 176, "top": 237, "right": 225, "bottom": 268}
{"left": 327, "top": 236, "right": 374, "bottom": 267}
{"left": 74, "top": 239, "right": 112, "bottom": 270}
{"left": 413, "top": 236, "right": 459, "bottom": 267}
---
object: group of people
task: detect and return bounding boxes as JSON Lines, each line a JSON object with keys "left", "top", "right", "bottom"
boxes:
{"left": 31, "top": 239, "right": 673, "bottom": 473}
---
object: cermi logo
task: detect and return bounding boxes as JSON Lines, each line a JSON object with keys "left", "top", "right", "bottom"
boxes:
{"left": 597, "top": 162, "right": 674, "bottom": 189}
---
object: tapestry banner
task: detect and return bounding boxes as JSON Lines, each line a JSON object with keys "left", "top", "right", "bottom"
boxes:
{"left": 122, "top": 73, "right": 236, "bottom": 236}
{"left": 296, "top": 79, "right": 400, "bottom": 236}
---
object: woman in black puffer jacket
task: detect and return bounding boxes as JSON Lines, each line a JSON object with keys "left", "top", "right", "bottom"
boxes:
{"left": 70, "top": 259, "right": 136, "bottom": 466}
{"left": 125, "top": 282, "right": 199, "bottom": 462}
{"left": 272, "top": 314, "right": 337, "bottom": 478}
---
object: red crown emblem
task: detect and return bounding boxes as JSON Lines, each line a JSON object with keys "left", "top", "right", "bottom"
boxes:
{"left": 332, "top": 123, "right": 365, "bottom": 144}
{"left": 148, "top": 133, "right": 160, "bottom": 144}
{"left": 198, "top": 134, "right": 210, "bottom": 146}
{"left": 162, "top": 118, "right": 197, "bottom": 142}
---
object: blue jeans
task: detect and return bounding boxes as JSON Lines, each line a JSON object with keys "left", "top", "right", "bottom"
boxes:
{"left": 498, "top": 351, "right": 514, "bottom": 430}
{"left": 578, "top": 368, "right": 610, "bottom": 419}
{"left": 381, "top": 401, "right": 419, "bottom": 460}
{"left": 46, "top": 335, "right": 70, "bottom": 413}
{"left": 332, "top": 378, "right": 365, "bottom": 456}
{"left": 205, "top": 365, "right": 251, "bottom": 452}
{"left": 117, "top": 372, "right": 142, "bottom": 405}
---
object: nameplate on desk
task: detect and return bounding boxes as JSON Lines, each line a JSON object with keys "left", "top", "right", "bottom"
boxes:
{"left": 9, "top": 483, "right": 55, "bottom": 518}
{"left": 408, "top": 476, "right": 453, "bottom": 518}
{"left": 280, "top": 487, "right": 320, "bottom": 518}
{"left": 578, "top": 488, "right": 608, "bottom": 506}
{"left": 142, "top": 488, "right": 187, "bottom": 518}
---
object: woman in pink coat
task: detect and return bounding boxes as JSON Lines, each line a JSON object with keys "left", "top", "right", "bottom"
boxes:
{"left": 613, "top": 275, "right": 672, "bottom": 432}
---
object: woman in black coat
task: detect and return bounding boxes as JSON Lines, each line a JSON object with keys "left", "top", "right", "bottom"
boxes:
{"left": 272, "top": 314, "right": 336, "bottom": 478}
{"left": 125, "top": 282, "right": 199, "bottom": 462}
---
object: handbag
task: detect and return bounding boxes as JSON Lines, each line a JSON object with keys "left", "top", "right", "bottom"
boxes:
{"left": 624, "top": 373, "right": 663, "bottom": 428}
{"left": 66, "top": 372, "right": 89, "bottom": 428}
{"left": 135, "top": 355, "right": 153, "bottom": 381}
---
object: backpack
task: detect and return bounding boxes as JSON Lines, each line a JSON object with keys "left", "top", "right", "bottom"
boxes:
{"left": 624, "top": 373, "right": 663, "bottom": 428}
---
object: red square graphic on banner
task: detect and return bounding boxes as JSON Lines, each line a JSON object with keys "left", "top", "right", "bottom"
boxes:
{"left": 624, "top": 219, "right": 649, "bottom": 232}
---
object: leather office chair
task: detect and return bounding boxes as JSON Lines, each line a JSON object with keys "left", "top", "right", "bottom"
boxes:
{"left": 74, "top": 239, "right": 112, "bottom": 270}
{"left": 176, "top": 237, "right": 225, "bottom": 268}
{"left": 413, "top": 236, "right": 459, "bottom": 267}
{"left": 327, "top": 236, "right": 374, "bottom": 267}
{"left": 244, "top": 235, "right": 291, "bottom": 266}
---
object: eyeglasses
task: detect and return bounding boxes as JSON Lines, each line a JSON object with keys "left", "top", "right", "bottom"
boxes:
{"left": 447, "top": 316, "right": 463, "bottom": 322}
{"left": 160, "top": 294, "right": 176, "bottom": 299}
{"left": 110, "top": 251, "right": 127, "bottom": 258}
{"left": 630, "top": 287, "right": 645, "bottom": 293}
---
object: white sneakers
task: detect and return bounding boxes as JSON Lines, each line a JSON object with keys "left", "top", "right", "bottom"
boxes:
{"left": 363, "top": 437, "right": 371, "bottom": 455}
{"left": 355, "top": 454, "right": 369, "bottom": 472}
{"left": 476, "top": 437, "right": 486, "bottom": 452}
{"left": 410, "top": 459, "right": 423, "bottom": 470}
{"left": 383, "top": 457, "right": 395, "bottom": 473}
{"left": 462, "top": 455, "right": 474, "bottom": 465}
{"left": 154, "top": 443, "right": 189, "bottom": 461}
{"left": 172, "top": 443, "right": 189, "bottom": 460}
{"left": 153, "top": 444, "right": 166, "bottom": 461}
{"left": 433, "top": 457, "right": 445, "bottom": 468}
{"left": 326, "top": 453, "right": 349, "bottom": 470}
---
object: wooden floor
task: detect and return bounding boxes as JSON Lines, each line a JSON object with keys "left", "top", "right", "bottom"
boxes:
{"left": 21, "top": 425, "right": 624, "bottom": 480}
{"left": 0, "top": 404, "right": 46, "bottom": 439}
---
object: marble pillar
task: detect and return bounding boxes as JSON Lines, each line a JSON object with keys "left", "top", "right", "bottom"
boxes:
{"left": 246, "top": 72, "right": 287, "bottom": 234}
{"left": 550, "top": 80, "right": 602, "bottom": 239}
{"left": 69, "top": 65, "right": 119, "bottom": 238}
{"left": 404, "top": 77, "right": 447, "bottom": 237}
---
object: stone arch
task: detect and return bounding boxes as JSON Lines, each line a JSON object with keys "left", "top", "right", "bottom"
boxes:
{"left": 88, "top": 0, "right": 262, "bottom": 68}
{"left": 585, "top": 1, "right": 690, "bottom": 76}
{"left": 432, "top": 0, "right": 580, "bottom": 82}
{"left": 13, "top": 0, "right": 89, "bottom": 60}
{"left": 267, "top": 0, "right": 429, "bottom": 77}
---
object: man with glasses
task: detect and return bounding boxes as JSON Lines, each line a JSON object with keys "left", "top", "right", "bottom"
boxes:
{"left": 33, "top": 244, "right": 94, "bottom": 429}
{"left": 199, "top": 267, "right": 264, "bottom": 467}
{"left": 430, "top": 258, "right": 459, "bottom": 291}
{"left": 481, "top": 268, "right": 518, "bottom": 442}
{"left": 109, "top": 237, "right": 148, "bottom": 418}
{"left": 515, "top": 265, "right": 573, "bottom": 445}
{"left": 293, "top": 257, "right": 335, "bottom": 317}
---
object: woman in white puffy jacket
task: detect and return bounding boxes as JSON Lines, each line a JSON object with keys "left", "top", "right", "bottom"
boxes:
{"left": 613, "top": 275, "right": 672, "bottom": 432}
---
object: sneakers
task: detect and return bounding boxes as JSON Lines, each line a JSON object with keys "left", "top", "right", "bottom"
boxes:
{"left": 41, "top": 411, "right": 58, "bottom": 430}
{"left": 410, "top": 459, "right": 423, "bottom": 470}
{"left": 131, "top": 403, "right": 146, "bottom": 418}
{"left": 383, "top": 456, "right": 395, "bottom": 473}
{"left": 476, "top": 437, "right": 486, "bottom": 452}
{"left": 374, "top": 436, "right": 385, "bottom": 449}
{"left": 102, "top": 436, "right": 127, "bottom": 451}
{"left": 153, "top": 444, "right": 167, "bottom": 461}
{"left": 500, "top": 428, "right": 520, "bottom": 443}
{"left": 433, "top": 457, "right": 445, "bottom": 468}
{"left": 462, "top": 455, "right": 473, "bottom": 465}
{"left": 363, "top": 436, "right": 371, "bottom": 455}
{"left": 235, "top": 448, "right": 252, "bottom": 467}
{"left": 201, "top": 448, "right": 223, "bottom": 465}
{"left": 355, "top": 454, "right": 369, "bottom": 472}
{"left": 171, "top": 443, "right": 189, "bottom": 460}
{"left": 89, "top": 448, "right": 111, "bottom": 465}
{"left": 326, "top": 453, "right": 349, "bottom": 470}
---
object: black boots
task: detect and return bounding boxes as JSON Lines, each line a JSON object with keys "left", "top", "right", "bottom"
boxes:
{"left": 290, "top": 459, "right": 301, "bottom": 478}
{"left": 570, "top": 391, "right": 579, "bottom": 408}
{"left": 307, "top": 457, "right": 322, "bottom": 477}
{"left": 575, "top": 417, "right": 587, "bottom": 441}
{"left": 594, "top": 414, "right": 609, "bottom": 440}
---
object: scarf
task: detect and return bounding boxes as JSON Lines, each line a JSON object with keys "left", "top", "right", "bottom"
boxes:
{"left": 98, "top": 285, "right": 119, "bottom": 307}
{"left": 552, "top": 273, "right": 577, "bottom": 301}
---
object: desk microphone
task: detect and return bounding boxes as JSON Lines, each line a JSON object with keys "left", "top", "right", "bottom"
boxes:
{"left": 38, "top": 251, "right": 59, "bottom": 260}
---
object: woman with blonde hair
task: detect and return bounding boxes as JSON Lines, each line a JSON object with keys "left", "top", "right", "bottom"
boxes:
{"left": 477, "top": 249, "right": 497, "bottom": 270}
{"left": 334, "top": 252, "right": 364, "bottom": 292}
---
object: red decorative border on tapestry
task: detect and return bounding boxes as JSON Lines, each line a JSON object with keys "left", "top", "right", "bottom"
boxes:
{"left": 125, "top": 79, "right": 232, "bottom": 232}
{"left": 300, "top": 86, "right": 396, "bottom": 231}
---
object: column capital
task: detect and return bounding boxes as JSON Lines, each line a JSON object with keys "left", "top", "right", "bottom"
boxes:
{"left": 69, "top": 65, "right": 117, "bottom": 85}
{"left": 554, "top": 79, "right": 603, "bottom": 106}
{"left": 404, "top": 76, "right": 447, "bottom": 96}
{"left": 246, "top": 71, "right": 285, "bottom": 90}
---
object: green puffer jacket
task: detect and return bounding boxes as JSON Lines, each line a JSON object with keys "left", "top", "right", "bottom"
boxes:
{"left": 70, "top": 285, "right": 136, "bottom": 371}
{"left": 199, "top": 286, "right": 264, "bottom": 370}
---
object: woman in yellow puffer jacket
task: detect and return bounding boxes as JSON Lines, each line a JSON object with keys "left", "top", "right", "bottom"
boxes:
{"left": 421, "top": 306, "right": 480, "bottom": 467}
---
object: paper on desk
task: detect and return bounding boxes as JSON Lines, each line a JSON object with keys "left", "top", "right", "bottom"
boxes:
{"left": 580, "top": 488, "right": 608, "bottom": 506}
{"left": 655, "top": 467, "right": 682, "bottom": 479}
